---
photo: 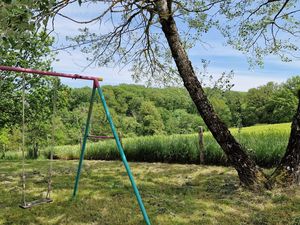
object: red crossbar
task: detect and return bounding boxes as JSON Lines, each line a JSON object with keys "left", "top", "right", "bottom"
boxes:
{"left": 0, "top": 66, "right": 103, "bottom": 85}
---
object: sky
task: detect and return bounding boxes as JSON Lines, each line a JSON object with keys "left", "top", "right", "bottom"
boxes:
{"left": 50, "top": 2, "right": 300, "bottom": 91}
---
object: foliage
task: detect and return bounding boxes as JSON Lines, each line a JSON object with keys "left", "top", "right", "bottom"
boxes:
{"left": 14, "top": 0, "right": 298, "bottom": 82}
{"left": 14, "top": 123, "right": 287, "bottom": 167}
{"left": 2, "top": 0, "right": 300, "bottom": 187}
{"left": 139, "top": 101, "right": 165, "bottom": 135}
{"left": 220, "top": 0, "right": 300, "bottom": 65}
{"left": 241, "top": 80, "right": 299, "bottom": 126}
{"left": 0, "top": 0, "right": 66, "bottom": 153}
{"left": 1, "top": 73, "right": 300, "bottom": 152}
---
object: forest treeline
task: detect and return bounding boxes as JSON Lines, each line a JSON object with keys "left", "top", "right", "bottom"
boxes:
{"left": 0, "top": 76, "right": 299, "bottom": 151}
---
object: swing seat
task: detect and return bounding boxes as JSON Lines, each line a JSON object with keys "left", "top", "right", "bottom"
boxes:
{"left": 19, "top": 198, "right": 53, "bottom": 209}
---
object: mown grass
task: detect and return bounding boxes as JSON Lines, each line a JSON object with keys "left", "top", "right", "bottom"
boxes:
{"left": 0, "top": 160, "right": 299, "bottom": 225}
{"left": 2, "top": 123, "right": 291, "bottom": 167}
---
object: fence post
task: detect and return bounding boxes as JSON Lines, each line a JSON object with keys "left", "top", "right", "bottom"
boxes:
{"left": 1, "top": 144, "right": 5, "bottom": 159}
{"left": 199, "top": 126, "right": 205, "bottom": 164}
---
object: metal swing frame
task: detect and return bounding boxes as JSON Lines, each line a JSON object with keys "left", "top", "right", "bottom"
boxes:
{"left": 0, "top": 65, "right": 151, "bottom": 225}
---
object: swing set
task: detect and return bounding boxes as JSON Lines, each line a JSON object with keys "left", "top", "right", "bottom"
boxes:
{"left": 0, "top": 65, "right": 151, "bottom": 225}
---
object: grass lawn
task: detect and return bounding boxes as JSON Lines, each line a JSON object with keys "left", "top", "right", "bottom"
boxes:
{"left": 0, "top": 160, "right": 299, "bottom": 225}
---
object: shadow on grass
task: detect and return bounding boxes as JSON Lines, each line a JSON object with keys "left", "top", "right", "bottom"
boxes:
{"left": 0, "top": 161, "right": 299, "bottom": 225}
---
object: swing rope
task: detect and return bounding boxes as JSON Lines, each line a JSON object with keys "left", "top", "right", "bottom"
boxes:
{"left": 20, "top": 75, "right": 55, "bottom": 208}
{"left": 46, "top": 80, "right": 57, "bottom": 199}
{"left": 21, "top": 74, "right": 26, "bottom": 206}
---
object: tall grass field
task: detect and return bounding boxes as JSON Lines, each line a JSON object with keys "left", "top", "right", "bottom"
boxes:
{"left": 2, "top": 123, "right": 291, "bottom": 167}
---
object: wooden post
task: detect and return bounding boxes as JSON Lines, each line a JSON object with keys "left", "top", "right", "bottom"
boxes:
{"left": 199, "top": 126, "right": 205, "bottom": 164}
{"left": 1, "top": 144, "right": 5, "bottom": 159}
{"left": 33, "top": 142, "right": 38, "bottom": 159}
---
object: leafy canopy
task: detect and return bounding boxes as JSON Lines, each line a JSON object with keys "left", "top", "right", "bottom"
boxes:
{"left": 20, "top": 0, "right": 299, "bottom": 83}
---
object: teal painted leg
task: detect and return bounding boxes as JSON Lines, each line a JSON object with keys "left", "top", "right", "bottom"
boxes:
{"left": 73, "top": 87, "right": 96, "bottom": 198}
{"left": 96, "top": 86, "right": 151, "bottom": 225}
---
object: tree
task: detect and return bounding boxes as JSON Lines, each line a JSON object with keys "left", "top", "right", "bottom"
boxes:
{"left": 269, "top": 90, "right": 300, "bottom": 186}
{"left": 220, "top": 0, "right": 300, "bottom": 66}
{"left": 0, "top": 0, "right": 54, "bottom": 128}
{"left": 245, "top": 82, "right": 279, "bottom": 124}
{"left": 165, "top": 109, "right": 204, "bottom": 134}
{"left": 283, "top": 76, "right": 300, "bottom": 97}
{"left": 139, "top": 101, "right": 165, "bottom": 135}
{"left": 6, "top": 0, "right": 300, "bottom": 188}
{"left": 210, "top": 95, "right": 233, "bottom": 126}
{"left": 266, "top": 88, "right": 297, "bottom": 123}
{"left": 224, "top": 91, "right": 245, "bottom": 127}
{"left": 0, "top": 0, "right": 68, "bottom": 153}
{"left": 220, "top": 1, "right": 300, "bottom": 187}
{"left": 0, "top": 128, "right": 10, "bottom": 151}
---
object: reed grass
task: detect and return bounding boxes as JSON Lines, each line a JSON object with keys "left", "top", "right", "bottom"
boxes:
{"left": 4, "top": 123, "right": 291, "bottom": 167}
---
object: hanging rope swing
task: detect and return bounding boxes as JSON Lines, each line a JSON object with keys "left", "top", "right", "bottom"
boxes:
{"left": 19, "top": 75, "right": 55, "bottom": 209}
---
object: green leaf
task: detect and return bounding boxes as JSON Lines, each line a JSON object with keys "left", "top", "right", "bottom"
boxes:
{"left": 3, "top": 0, "right": 12, "bottom": 4}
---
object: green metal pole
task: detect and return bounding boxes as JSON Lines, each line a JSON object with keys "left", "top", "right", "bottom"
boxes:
{"left": 96, "top": 85, "right": 151, "bottom": 225}
{"left": 73, "top": 87, "right": 96, "bottom": 198}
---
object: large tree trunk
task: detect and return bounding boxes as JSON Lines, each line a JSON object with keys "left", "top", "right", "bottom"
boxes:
{"left": 268, "top": 91, "right": 300, "bottom": 187}
{"left": 156, "top": 0, "right": 267, "bottom": 188}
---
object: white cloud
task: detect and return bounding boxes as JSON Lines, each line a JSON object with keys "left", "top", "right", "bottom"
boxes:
{"left": 53, "top": 48, "right": 296, "bottom": 91}
{"left": 232, "top": 74, "right": 286, "bottom": 91}
{"left": 52, "top": 49, "right": 135, "bottom": 87}
{"left": 54, "top": 52, "right": 288, "bottom": 91}
{"left": 189, "top": 41, "right": 244, "bottom": 58}
{"left": 195, "top": 66, "right": 287, "bottom": 91}
{"left": 264, "top": 56, "right": 300, "bottom": 70}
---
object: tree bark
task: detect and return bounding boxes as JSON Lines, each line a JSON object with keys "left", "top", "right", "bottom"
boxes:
{"left": 156, "top": 0, "right": 266, "bottom": 188}
{"left": 199, "top": 126, "right": 205, "bottom": 164}
{"left": 268, "top": 91, "right": 300, "bottom": 187}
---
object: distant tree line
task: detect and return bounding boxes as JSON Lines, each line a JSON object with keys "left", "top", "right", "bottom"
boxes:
{"left": 0, "top": 77, "right": 299, "bottom": 151}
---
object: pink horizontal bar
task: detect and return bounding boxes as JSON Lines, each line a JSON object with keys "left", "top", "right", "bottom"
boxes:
{"left": 0, "top": 65, "right": 103, "bottom": 81}
{"left": 88, "top": 135, "right": 115, "bottom": 139}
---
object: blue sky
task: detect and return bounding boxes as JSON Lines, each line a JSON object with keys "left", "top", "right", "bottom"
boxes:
{"left": 50, "top": 2, "right": 300, "bottom": 91}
